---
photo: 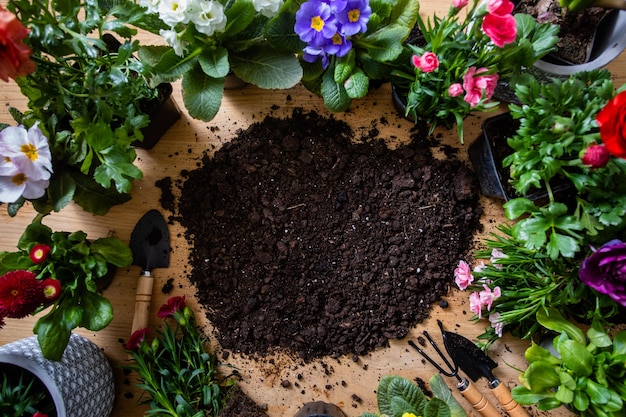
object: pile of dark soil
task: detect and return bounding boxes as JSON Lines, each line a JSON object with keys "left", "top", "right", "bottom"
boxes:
{"left": 172, "top": 109, "right": 482, "bottom": 361}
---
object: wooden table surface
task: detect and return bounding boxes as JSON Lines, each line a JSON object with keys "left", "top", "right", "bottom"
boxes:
{"left": 1, "top": 4, "right": 625, "bottom": 416}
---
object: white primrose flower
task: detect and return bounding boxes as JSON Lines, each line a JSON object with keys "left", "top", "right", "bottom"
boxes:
{"left": 188, "top": 0, "right": 227, "bottom": 36}
{"left": 158, "top": 0, "right": 191, "bottom": 26}
{"left": 252, "top": 0, "right": 284, "bottom": 18}
{"left": 138, "top": 0, "right": 160, "bottom": 14}
{"left": 159, "top": 29, "right": 187, "bottom": 56}
{"left": 0, "top": 171, "right": 50, "bottom": 202}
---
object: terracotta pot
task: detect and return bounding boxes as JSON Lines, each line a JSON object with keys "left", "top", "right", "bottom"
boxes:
{"left": 0, "top": 333, "right": 115, "bottom": 417}
{"left": 468, "top": 112, "right": 574, "bottom": 204}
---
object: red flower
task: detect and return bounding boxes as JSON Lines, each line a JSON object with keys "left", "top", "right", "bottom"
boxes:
{"left": 412, "top": 52, "right": 439, "bottom": 73}
{"left": 0, "top": 270, "right": 45, "bottom": 318}
{"left": 125, "top": 328, "right": 150, "bottom": 351}
{"left": 597, "top": 91, "right": 626, "bottom": 159}
{"left": 0, "top": 5, "right": 36, "bottom": 82}
{"left": 42, "top": 278, "right": 61, "bottom": 301}
{"left": 482, "top": 12, "right": 517, "bottom": 48}
{"left": 582, "top": 144, "right": 610, "bottom": 168}
{"left": 33, "top": 413, "right": 48, "bottom": 417}
{"left": 157, "top": 295, "right": 186, "bottom": 319}
{"left": 29, "top": 244, "right": 51, "bottom": 264}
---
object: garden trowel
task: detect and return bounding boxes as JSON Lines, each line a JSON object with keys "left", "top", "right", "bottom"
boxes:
{"left": 129, "top": 209, "right": 170, "bottom": 334}
{"left": 438, "top": 321, "right": 530, "bottom": 417}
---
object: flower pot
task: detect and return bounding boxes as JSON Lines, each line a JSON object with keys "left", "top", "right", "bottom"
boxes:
{"left": 134, "top": 81, "right": 182, "bottom": 150}
{"left": 468, "top": 112, "right": 575, "bottom": 204}
{"left": 534, "top": 9, "right": 626, "bottom": 77}
{"left": 0, "top": 333, "right": 115, "bottom": 417}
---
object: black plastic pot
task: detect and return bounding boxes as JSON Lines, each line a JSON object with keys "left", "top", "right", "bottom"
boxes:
{"left": 135, "top": 82, "right": 181, "bottom": 150}
{"left": 468, "top": 113, "right": 574, "bottom": 204}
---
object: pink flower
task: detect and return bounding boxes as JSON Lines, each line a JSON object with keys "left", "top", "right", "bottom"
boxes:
{"left": 489, "top": 312, "right": 503, "bottom": 337}
{"left": 454, "top": 260, "right": 474, "bottom": 290}
{"left": 479, "top": 284, "right": 501, "bottom": 311}
{"left": 157, "top": 295, "right": 186, "bottom": 318}
{"left": 482, "top": 13, "right": 517, "bottom": 47}
{"left": 490, "top": 248, "right": 506, "bottom": 268}
{"left": 473, "top": 261, "right": 486, "bottom": 272}
{"left": 412, "top": 52, "right": 439, "bottom": 73}
{"left": 487, "top": 0, "right": 514, "bottom": 15}
{"left": 462, "top": 67, "right": 499, "bottom": 107}
{"left": 448, "top": 83, "right": 464, "bottom": 97}
{"left": 469, "top": 292, "right": 482, "bottom": 318}
{"left": 582, "top": 144, "right": 611, "bottom": 168}
{"left": 453, "top": 0, "right": 468, "bottom": 8}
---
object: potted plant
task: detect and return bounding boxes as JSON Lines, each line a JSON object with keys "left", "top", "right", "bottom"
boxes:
{"left": 283, "top": 0, "right": 419, "bottom": 113}
{"left": 0, "top": 333, "right": 115, "bottom": 417}
{"left": 514, "top": 0, "right": 626, "bottom": 77}
{"left": 511, "top": 307, "right": 626, "bottom": 416}
{"left": 0, "top": 215, "right": 133, "bottom": 360}
{"left": 124, "top": 295, "right": 238, "bottom": 416}
{"left": 113, "top": 0, "right": 303, "bottom": 123}
{"left": 390, "top": 0, "right": 559, "bottom": 143}
{"left": 359, "top": 374, "right": 467, "bottom": 417}
{"left": 3, "top": 0, "right": 178, "bottom": 217}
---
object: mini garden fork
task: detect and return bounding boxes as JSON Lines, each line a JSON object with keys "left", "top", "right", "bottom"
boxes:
{"left": 408, "top": 330, "right": 502, "bottom": 417}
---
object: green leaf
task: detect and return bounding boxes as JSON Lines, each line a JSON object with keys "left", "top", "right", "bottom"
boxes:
{"left": 73, "top": 173, "right": 132, "bottom": 215}
{"left": 80, "top": 292, "right": 114, "bottom": 331}
{"left": 424, "top": 398, "right": 451, "bottom": 417}
{"left": 587, "top": 319, "right": 612, "bottom": 349}
{"left": 524, "top": 361, "right": 561, "bottom": 392}
{"left": 558, "top": 340, "right": 593, "bottom": 377}
{"left": 554, "top": 385, "right": 573, "bottom": 404}
{"left": 224, "top": 0, "right": 256, "bottom": 37}
{"left": 536, "top": 308, "right": 586, "bottom": 345}
{"left": 546, "top": 232, "right": 579, "bottom": 259}
{"left": 504, "top": 198, "right": 538, "bottom": 220}
{"left": 148, "top": 46, "right": 200, "bottom": 85}
{"left": 613, "top": 330, "right": 626, "bottom": 356}
{"left": 358, "top": 25, "right": 408, "bottom": 62}
{"left": 429, "top": 374, "right": 466, "bottom": 417}
{"left": 335, "top": 50, "right": 355, "bottom": 84}
{"left": 265, "top": 8, "right": 303, "bottom": 53}
{"left": 377, "top": 375, "right": 427, "bottom": 416}
{"left": 230, "top": 47, "right": 302, "bottom": 89}
{"left": 90, "top": 238, "right": 133, "bottom": 267}
{"left": 182, "top": 65, "right": 225, "bottom": 122}
{"left": 344, "top": 69, "right": 369, "bottom": 99}
{"left": 320, "top": 68, "right": 352, "bottom": 112}
{"left": 388, "top": 0, "right": 420, "bottom": 32}
{"left": 198, "top": 47, "right": 230, "bottom": 79}
{"left": 524, "top": 342, "right": 561, "bottom": 366}
{"left": 511, "top": 385, "right": 555, "bottom": 405}
{"left": 48, "top": 171, "right": 77, "bottom": 212}
{"left": 586, "top": 379, "right": 612, "bottom": 405}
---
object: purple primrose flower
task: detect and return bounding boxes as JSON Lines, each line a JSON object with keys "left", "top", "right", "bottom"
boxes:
{"left": 579, "top": 239, "right": 626, "bottom": 307}
{"left": 295, "top": 0, "right": 337, "bottom": 45}
{"left": 336, "top": 0, "right": 371, "bottom": 36}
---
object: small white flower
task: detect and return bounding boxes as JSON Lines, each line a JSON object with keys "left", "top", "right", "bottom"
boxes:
{"left": 139, "top": 0, "right": 160, "bottom": 14}
{"left": 160, "top": 29, "right": 187, "bottom": 56}
{"left": 189, "top": 0, "right": 227, "bottom": 36}
{"left": 158, "top": 0, "right": 190, "bottom": 26}
{"left": 0, "top": 172, "right": 50, "bottom": 202}
{"left": 0, "top": 123, "right": 52, "bottom": 181}
{"left": 252, "top": 0, "right": 284, "bottom": 17}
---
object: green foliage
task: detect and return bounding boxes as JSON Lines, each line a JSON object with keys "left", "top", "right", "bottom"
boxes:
{"left": 503, "top": 69, "right": 626, "bottom": 259}
{"left": 118, "top": 0, "right": 302, "bottom": 122}
{"left": 392, "top": 1, "right": 559, "bottom": 143}
{"left": 0, "top": 367, "right": 55, "bottom": 417}
{"left": 124, "top": 298, "right": 238, "bottom": 416}
{"left": 468, "top": 224, "right": 621, "bottom": 348}
{"left": 278, "top": 0, "right": 420, "bottom": 112}
{"left": 0, "top": 215, "right": 132, "bottom": 360}
{"left": 512, "top": 313, "right": 626, "bottom": 417}
{"left": 6, "top": 0, "right": 161, "bottom": 216}
{"left": 359, "top": 374, "right": 466, "bottom": 417}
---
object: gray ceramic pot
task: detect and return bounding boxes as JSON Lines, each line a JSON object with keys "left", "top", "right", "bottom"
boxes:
{"left": 0, "top": 333, "right": 115, "bottom": 417}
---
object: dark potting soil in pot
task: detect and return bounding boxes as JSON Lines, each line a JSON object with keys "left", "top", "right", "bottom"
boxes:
{"left": 513, "top": 0, "right": 611, "bottom": 65}
{"left": 168, "top": 109, "right": 483, "bottom": 361}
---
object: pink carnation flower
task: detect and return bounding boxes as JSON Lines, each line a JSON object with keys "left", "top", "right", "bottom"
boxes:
{"left": 412, "top": 52, "right": 439, "bottom": 73}
{"left": 482, "top": 12, "right": 517, "bottom": 47}
{"left": 469, "top": 291, "right": 482, "bottom": 318}
{"left": 463, "top": 67, "right": 499, "bottom": 107}
{"left": 453, "top": 0, "right": 468, "bottom": 8}
{"left": 487, "top": 0, "right": 514, "bottom": 15}
{"left": 489, "top": 312, "right": 503, "bottom": 337}
{"left": 454, "top": 260, "right": 474, "bottom": 290}
{"left": 479, "top": 284, "right": 501, "bottom": 311}
{"left": 448, "top": 83, "right": 464, "bottom": 97}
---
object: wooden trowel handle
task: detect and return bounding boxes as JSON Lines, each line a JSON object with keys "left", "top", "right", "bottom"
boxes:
{"left": 457, "top": 379, "right": 501, "bottom": 417}
{"left": 491, "top": 381, "right": 530, "bottom": 417}
{"left": 131, "top": 272, "right": 154, "bottom": 334}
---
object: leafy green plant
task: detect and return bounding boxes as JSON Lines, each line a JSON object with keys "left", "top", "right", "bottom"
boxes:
{"left": 281, "top": 0, "right": 419, "bottom": 113}
{"left": 0, "top": 366, "right": 54, "bottom": 417}
{"left": 359, "top": 374, "right": 466, "bottom": 417}
{"left": 455, "top": 224, "right": 621, "bottom": 348}
{"left": 503, "top": 69, "right": 626, "bottom": 260}
{"left": 6, "top": 0, "right": 162, "bottom": 216}
{"left": 113, "top": 0, "right": 302, "bottom": 122}
{"left": 512, "top": 308, "right": 626, "bottom": 416}
{"left": 0, "top": 215, "right": 132, "bottom": 360}
{"left": 124, "top": 296, "right": 237, "bottom": 416}
{"left": 391, "top": 0, "right": 558, "bottom": 142}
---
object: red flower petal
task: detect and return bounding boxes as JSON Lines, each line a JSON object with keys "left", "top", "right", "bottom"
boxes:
{"left": 29, "top": 244, "right": 51, "bottom": 264}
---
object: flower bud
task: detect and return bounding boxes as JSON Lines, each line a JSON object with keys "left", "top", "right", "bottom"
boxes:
{"left": 581, "top": 144, "right": 610, "bottom": 168}
{"left": 151, "top": 337, "right": 160, "bottom": 352}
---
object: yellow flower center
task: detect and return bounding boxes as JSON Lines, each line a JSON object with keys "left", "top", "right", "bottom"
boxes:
{"left": 310, "top": 16, "right": 324, "bottom": 32}
{"left": 348, "top": 9, "right": 360, "bottom": 23}
{"left": 11, "top": 289, "right": 19, "bottom": 296}
{"left": 12, "top": 173, "right": 26, "bottom": 186}
{"left": 20, "top": 143, "right": 38, "bottom": 161}
{"left": 332, "top": 33, "right": 342, "bottom": 45}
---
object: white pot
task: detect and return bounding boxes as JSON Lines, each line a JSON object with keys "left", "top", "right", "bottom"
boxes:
{"left": 0, "top": 333, "right": 115, "bottom": 417}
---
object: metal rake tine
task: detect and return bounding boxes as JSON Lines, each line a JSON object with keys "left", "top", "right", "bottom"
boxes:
{"left": 408, "top": 334, "right": 460, "bottom": 380}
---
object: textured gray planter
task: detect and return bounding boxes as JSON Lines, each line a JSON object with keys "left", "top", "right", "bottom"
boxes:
{"left": 535, "top": 9, "right": 626, "bottom": 77}
{"left": 0, "top": 333, "right": 115, "bottom": 417}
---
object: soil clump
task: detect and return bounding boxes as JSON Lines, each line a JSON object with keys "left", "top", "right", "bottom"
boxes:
{"left": 171, "top": 109, "right": 483, "bottom": 361}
